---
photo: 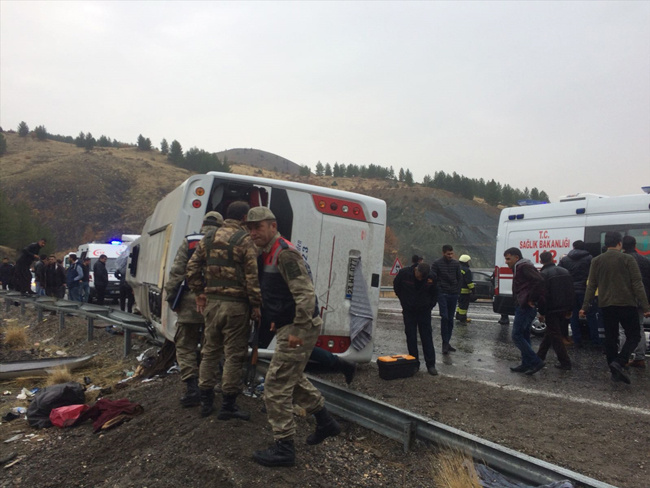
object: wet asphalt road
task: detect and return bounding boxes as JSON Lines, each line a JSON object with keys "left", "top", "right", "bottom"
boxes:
{"left": 375, "top": 298, "right": 650, "bottom": 412}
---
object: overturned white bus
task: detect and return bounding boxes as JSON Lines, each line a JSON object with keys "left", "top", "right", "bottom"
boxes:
{"left": 126, "top": 172, "right": 386, "bottom": 362}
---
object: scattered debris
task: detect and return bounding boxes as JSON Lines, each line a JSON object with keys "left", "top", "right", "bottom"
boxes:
{"left": 4, "top": 434, "right": 24, "bottom": 444}
{"left": 3, "top": 455, "right": 26, "bottom": 469}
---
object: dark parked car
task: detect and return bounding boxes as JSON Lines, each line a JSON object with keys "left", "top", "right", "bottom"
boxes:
{"left": 470, "top": 270, "right": 494, "bottom": 301}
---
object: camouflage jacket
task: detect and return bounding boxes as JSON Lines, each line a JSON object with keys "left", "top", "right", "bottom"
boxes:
{"left": 186, "top": 220, "right": 261, "bottom": 306}
{"left": 164, "top": 238, "right": 204, "bottom": 324}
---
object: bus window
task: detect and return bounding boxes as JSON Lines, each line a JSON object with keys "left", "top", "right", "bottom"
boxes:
{"left": 129, "top": 245, "right": 140, "bottom": 277}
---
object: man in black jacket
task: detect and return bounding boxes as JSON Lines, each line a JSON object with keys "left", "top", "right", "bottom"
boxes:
{"left": 431, "top": 245, "right": 461, "bottom": 354}
{"left": 393, "top": 262, "right": 438, "bottom": 375}
{"left": 14, "top": 239, "right": 46, "bottom": 294}
{"left": 93, "top": 254, "right": 109, "bottom": 305}
{"left": 559, "top": 240, "right": 599, "bottom": 345}
{"left": 536, "top": 252, "right": 574, "bottom": 370}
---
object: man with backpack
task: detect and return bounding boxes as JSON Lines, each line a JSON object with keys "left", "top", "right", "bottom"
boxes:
{"left": 66, "top": 254, "right": 84, "bottom": 302}
{"left": 186, "top": 202, "right": 261, "bottom": 420}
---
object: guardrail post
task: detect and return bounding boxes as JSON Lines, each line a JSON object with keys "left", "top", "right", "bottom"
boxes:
{"left": 37, "top": 305, "right": 43, "bottom": 322}
{"left": 402, "top": 421, "right": 416, "bottom": 453}
{"left": 59, "top": 311, "right": 65, "bottom": 330}
{"left": 5, "top": 298, "right": 11, "bottom": 313}
{"left": 20, "top": 302, "right": 25, "bottom": 315}
{"left": 87, "top": 317, "right": 94, "bottom": 341}
{"left": 123, "top": 329, "right": 132, "bottom": 357}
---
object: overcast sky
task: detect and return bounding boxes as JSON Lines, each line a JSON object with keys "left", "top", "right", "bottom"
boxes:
{"left": 2, "top": 1, "right": 649, "bottom": 201}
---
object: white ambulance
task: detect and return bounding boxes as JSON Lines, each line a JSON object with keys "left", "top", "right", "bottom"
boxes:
{"left": 77, "top": 240, "right": 130, "bottom": 302}
{"left": 493, "top": 192, "right": 650, "bottom": 318}
{"left": 126, "top": 172, "right": 387, "bottom": 363}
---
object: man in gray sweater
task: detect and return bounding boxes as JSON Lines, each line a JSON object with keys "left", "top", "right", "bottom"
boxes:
{"left": 581, "top": 232, "right": 650, "bottom": 384}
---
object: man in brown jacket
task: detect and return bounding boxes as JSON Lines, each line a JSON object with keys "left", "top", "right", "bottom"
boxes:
{"left": 187, "top": 202, "right": 261, "bottom": 418}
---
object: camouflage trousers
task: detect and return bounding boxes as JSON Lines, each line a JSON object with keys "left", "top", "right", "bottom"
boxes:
{"left": 264, "top": 321, "right": 325, "bottom": 441}
{"left": 174, "top": 321, "right": 203, "bottom": 381}
{"left": 199, "top": 299, "right": 250, "bottom": 394}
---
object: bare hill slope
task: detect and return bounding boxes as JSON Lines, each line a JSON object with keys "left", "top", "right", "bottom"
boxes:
{"left": 0, "top": 132, "right": 500, "bottom": 267}
{"left": 215, "top": 148, "right": 301, "bottom": 175}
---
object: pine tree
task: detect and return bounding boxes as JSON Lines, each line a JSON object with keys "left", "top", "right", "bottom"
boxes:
{"left": 75, "top": 131, "right": 86, "bottom": 148}
{"left": 160, "top": 138, "right": 169, "bottom": 155}
{"left": 315, "top": 161, "right": 324, "bottom": 176}
{"left": 97, "top": 135, "right": 112, "bottom": 147}
{"left": 168, "top": 140, "right": 184, "bottom": 164}
{"left": 34, "top": 125, "right": 47, "bottom": 141}
{"left": 137, "top": 134, "right": 152, "bottom": 151}
{"left": 404, "top": 169, "right": 414, "bottom": 186}
{"left": 398, "top": 168, "right": 405, "bottom": 182}
{"left": 84, "top": 132, "right": 96, "bottom": 151}
{"left": 325, "top": 163, "right": 332, "bottom": 176}
{"left": 18, "top": 121, "right": 29, "bottom": 137}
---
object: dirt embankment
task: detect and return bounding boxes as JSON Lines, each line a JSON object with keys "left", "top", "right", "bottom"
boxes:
{"left": 1, "top": 304, "right": 648, "bottom": 487}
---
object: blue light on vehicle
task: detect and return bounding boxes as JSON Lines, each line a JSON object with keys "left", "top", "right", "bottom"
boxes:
{"left": 110, "top": 240, "right": 122, "bottom": 245}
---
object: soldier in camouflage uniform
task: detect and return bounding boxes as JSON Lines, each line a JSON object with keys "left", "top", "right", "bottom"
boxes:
{"left": 246, "top": 207, "right": 340, "bottom": 468}
{"left": 186, "top": 201, "right": 261, "bottom": 419}
{"left": 164, "top": 211, "right": 223, "bottom": 408}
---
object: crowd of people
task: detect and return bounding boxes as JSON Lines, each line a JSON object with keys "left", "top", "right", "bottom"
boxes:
{"left": 391, "top": 233, "right": 650, "bottom": 385}
{"left": 3, "top": 220, "right": 648, "bottom": 466}
{"left": 0, "top": 242, "right": 134, "bottom": 313}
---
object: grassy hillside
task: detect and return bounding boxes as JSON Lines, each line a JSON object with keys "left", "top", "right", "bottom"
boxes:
{"left": 0, "top": 133, "right": 191, "bottom": 250}
{"left": 0, "top": 132, "right": 500, "bottom": 268}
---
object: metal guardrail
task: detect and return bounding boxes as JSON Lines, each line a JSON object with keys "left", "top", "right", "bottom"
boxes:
{"left": 1, "top": 291, "right": 154, "bottom": 357}
{"left": 310, "top": 376, "right": 616, "bottom": 488}
{"left": 2, "top": 291, "right": 616, "bottom": 486}
{"left": 255, "top": 360, "right": 614, "bottom": 488}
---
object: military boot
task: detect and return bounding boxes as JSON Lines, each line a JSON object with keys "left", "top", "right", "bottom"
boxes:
{"left": 199, "top": 388, "right": 215, "bottom": 418}
{"left": 306, "top": 406, "right": 341, "bottom": 445}
{"left": 252, "top": 439, "right": 295, "bottom": 467}
{"left": 217, "top": 393, "right": 250, "bottom": 421}
{"left": 180, "top": 377, "right": 200, "bottom": 407}
{"left": 334, "top": 357, "right": 356, "bottom": 384}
